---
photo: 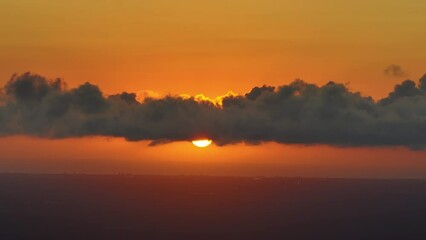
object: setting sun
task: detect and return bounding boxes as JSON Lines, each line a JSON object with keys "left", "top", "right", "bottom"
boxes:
{"left": 192, "top": 139, "right": 213, "bottom": 148}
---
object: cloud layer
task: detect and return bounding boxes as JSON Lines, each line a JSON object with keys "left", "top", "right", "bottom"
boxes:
{"left": 1, "top": 72, "right": 426, "bottom": 149}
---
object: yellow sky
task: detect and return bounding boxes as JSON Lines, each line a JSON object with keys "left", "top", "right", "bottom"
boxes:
{"left": 0, "top": 0, "right": 426, "bottom": 177}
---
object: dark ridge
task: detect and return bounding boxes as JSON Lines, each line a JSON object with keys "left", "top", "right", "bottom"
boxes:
{"left": 1, "top": 174, "right": 426, "bottom": 240}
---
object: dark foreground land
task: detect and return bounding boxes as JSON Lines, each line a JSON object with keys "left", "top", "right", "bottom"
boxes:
{"left": 1, "top": 174, "right": 426, "bottom": 240}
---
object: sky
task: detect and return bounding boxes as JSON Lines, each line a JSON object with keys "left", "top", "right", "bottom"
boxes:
{"left": 0, "top": 0, "right": 426, "bottom": 178}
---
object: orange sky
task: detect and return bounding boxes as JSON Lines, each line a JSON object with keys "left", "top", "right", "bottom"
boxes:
{"left": 0, "top": 0, "right": 426, "bottom": 177}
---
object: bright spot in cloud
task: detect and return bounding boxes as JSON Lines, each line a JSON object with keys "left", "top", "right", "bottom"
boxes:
{"left": 192, "top": 139, "right": 212, "bottom": 148}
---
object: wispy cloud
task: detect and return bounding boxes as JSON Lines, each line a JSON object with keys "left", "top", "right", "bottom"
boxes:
{"left": 384, "top": 64, "right": 406, "bottom": 78}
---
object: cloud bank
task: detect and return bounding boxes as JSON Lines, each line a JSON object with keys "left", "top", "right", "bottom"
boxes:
{"left": 1, "top": 72, "right": 426, "bottom": 149}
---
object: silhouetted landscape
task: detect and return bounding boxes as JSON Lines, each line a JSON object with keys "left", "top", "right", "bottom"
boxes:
{"left": 1, "top": 174, "right": 426, "bottom": 239}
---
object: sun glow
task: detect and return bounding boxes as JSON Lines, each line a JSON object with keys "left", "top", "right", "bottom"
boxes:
{"left": 192, "top": 139, "right": 213, "bottom": 148}
{"left": 180, "top": 91, "right": 238, "bottom": 108}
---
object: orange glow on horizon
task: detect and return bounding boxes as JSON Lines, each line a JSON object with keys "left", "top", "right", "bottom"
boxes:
{"left": 1, "top": 0, "right": 426, "bottom": 178}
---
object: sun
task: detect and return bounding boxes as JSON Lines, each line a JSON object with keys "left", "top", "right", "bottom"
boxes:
{"left": 192, "top": 139, "right": 212, "bottom": 148}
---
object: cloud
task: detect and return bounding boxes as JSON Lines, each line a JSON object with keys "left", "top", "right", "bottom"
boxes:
{"left": 1, "top": 72, "right": 426, "bottom": 149}
{"left": 384, "top": 64, "right": 406, "bottom": 78}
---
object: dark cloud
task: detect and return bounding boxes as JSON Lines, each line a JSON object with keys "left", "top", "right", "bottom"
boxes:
{"left": 384, "top": 64, "right": 406, "bottom": 78}
{"left": 5, "top": 73, "right": 64, "bottom": 104}
{"left": 1, "top": 72, "right": 426, "bottom": 149}
{"left": 245, "top": 85, "right": 275, "bottom": 100}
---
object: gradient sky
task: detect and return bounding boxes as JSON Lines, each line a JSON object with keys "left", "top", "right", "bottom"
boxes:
{"left": 1, "top": 0, "right": 426, "bottom": 177}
